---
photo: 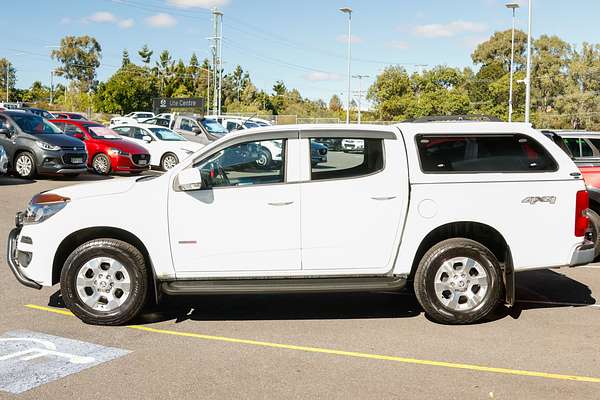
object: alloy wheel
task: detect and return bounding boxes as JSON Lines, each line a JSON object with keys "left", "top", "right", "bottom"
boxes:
{"left": 433, "top": 256, "right": 489, "bottom": 311}
{"left": 15, "top": 155, "right": 33, "bottom": 177}
{"left": 75, "top": 257, "right": 131, "bottom": 312}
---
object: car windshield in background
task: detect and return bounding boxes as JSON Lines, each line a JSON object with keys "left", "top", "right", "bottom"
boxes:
{"left": 137, "top": 113, "right": 154, "bottom": 119}
{"left": 69, "top": 114, "right": 86, "bottom": 120}
{"left": 149, "top": 127, "right": 185, "bottom": 141}
{"left": 243, "top": 121, "right": 260, "bottom": 128}
{"left": 11, "top": 114, "right": 62, "bottom": 134}
{"left": 88, "top": 126, "right": 122, "bottom": 140}
{"left": 201, "top": 119, "right": 228, "bottom": 134}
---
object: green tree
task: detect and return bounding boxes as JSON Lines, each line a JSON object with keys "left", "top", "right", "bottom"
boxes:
{"left": 138, "top": 44, "right": 153, "bottom": 66}
{"left": 532, "top": 35, "right": 572, "bottom": 112}
{"left": 472, "top": 29, "right": 527, "bottom": 71}
{"left": 94, "top": 63, "right": 159, "bottom": 114}
{"left": 0, "top": 58, "right": 17, "bottom": 100}
{"left": 328, "top": 94, "right": 342, "bottom": 112}
{"left": 22, "top": 81, "right": 50, "bottom": 102}
{"left": 121, "top": 49, "right": 131, "bottom": 67}
{"left": 367, "top": 66, "right": 412, "bottom": 120}
{"left": 51, "top": 35, "right": 102, "bottom": 92}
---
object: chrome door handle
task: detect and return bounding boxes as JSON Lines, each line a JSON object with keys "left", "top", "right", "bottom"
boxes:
{"left": 371, "top": 196, "right": 397, "bottom": 201}
{"left": 268, "top": 201, "right": 294, "bottom": 206}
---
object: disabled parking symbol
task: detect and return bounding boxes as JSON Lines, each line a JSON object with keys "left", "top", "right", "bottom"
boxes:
{"left": 0, "top": 330, "right": 130, "bottom": 394}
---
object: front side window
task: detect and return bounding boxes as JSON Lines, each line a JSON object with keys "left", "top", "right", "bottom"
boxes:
{"left": 417, "top": 134, "right": 557, "bottom": 172}
{"left": 113, "top": 126, "right": 132, "bottom": 137}
{"left": 226, "top": 121, "right": 240, "bottom": 132}
{"left": 564, "top": 137, "right": 594, "bottom": 158}
{"left": 194, "top": 139, "right": 286, "bottom": 188}
{"left": 150, "top": 127, "right": 185, "bottom": 141}
{"left": 180, "top": 119, "right": 194, "bottom": 131}
{"left": 309, "top": 138, "right": 384, "bottom": 181}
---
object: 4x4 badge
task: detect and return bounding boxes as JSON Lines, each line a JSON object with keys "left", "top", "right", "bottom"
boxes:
{"left": 522, "top": 196, "right": 557, "bottom": 205}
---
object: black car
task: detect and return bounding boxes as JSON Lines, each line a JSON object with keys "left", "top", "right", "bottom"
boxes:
{"left": 0, "top": 111, "right": 88, "bottom": 178}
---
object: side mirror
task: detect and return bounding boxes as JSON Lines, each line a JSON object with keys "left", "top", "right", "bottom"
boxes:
{"left": 177, "top": 168, "right": 203, "bottom": 191}
{"left": 73, "top": 133, "right": 85, "bottom": 140}
{"left": 143, "top": 135, "right": 152, "bottom": 143}
{"left": 192, "top": 127, "right": 201, "bottom": 135}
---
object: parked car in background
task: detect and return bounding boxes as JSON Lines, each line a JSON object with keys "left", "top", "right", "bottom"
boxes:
{"left": 53, "top": 112, "right": 88, "bottom": 121}
{"left": 170, "top": 115, "right": 228, "bottom": 145}
{"left": 7, "top": 122, "right": 593, "bottom": 325}
{"left": 0, "top": 145, "right": 8, "bottom": 174}
{"left": 109, "top": 112, "right": 155, "bottom": 127}
{"left": 0, "top": 110, "right": 87, "bottom": 178}
{"left": 51, "top": 119, "right": 150, "bottom": 175}
{"left": 0, "top": 102, "right": 22, "bottom": 110}
{"left": 342, "top": 138, "right": 365, "bottom": 153}
{"left": 112, "top": 123, "right": 203, "bottom": 171}
{"left": 23, "top": 107, "right": 55, "bottom": 120}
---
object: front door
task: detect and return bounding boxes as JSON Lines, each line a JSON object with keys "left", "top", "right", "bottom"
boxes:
{"left": 300, "top": 136, "right": 408, "bottom": 272}
{"left": 169, "top": 137, "right": 301, "bottom": 275}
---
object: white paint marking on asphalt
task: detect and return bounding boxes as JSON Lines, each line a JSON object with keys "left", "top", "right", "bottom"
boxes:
{"left": 0, "top": 330, "right": 130, "bottom": 394}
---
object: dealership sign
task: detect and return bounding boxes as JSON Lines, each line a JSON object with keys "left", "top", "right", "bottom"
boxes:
{"left": 152, "top": 97, "right": 204, "bottom": 111}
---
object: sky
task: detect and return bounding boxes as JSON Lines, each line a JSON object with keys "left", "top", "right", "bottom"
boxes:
{"left": 4, "top": 0, "right": 600, "bottom": 106}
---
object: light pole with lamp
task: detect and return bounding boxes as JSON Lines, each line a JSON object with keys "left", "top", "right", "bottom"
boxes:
{"left": 525, "top": 0, "right": 532, "bottom": 123}
{"left": 506, "top": 2, "right": 519, "bottom": 122}
{"left": 340, "top": 7, "right": 352, "bottom": 124}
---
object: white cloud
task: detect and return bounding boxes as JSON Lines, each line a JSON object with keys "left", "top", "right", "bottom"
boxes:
{"left": 145, "top": 13, "right": 177, "bottom": 28}
{"left": 87, "top": 11, "right": 117, "bottom": 23}
{"left": 304, "top": 72, "right": 342, "bottom": 82}
{"left": 386, "top": 40, "right": 409, "bottom": 50}
{"left": 118, "top": 18, "right": 134, "bottom": 29}
{"left": 413, "top": 20, "right": 487, "bottom": 38}
{"left": 336, "top": 34, "right": 363, "bottom": 44}
{"left": 167, "top": 0, "right": 229, "bottom": 8}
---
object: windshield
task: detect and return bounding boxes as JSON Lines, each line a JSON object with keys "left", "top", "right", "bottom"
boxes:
{"left": 88, "top": 126, "right": 122, "bottom": 140}
{"left": 201, "top": 119, "right": 228, "bottom": 134}
{"left": 11, "top": 113, "right": 62, "bottom": 134}
{"left": 136, "top": 113, "right": 154, "bottom": 119}
{"left": 149, "top": 127, "right": 186, "bottom": 141}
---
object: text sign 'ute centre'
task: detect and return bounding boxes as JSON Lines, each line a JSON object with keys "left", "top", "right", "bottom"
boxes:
{"left": 153, "top": 97, "right": 205, "bottom": 111}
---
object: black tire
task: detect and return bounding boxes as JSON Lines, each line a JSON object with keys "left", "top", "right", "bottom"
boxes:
{"left": 255, "top": 148, "right": 272, "bottom": 169}
{"left": 60, "top": 239, "right": 148, "bottom": 326}
{"left": 92, "top": 153, "right": 111, "bottom": 175}
{"left": 13, "top": 152, "right": 36, "bottom": 179}
{"left": 586, "top": 209, "right": 600, "bottom": 259}
{"left": 414, "top": 238, "right": 502, "bottom": 324}
{"left": 160, "top": 152, "right": 179, "bottom": 171}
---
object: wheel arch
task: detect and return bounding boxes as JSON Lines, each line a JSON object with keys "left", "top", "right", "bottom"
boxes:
{"left": 53, "top": 226, "right": 159, "bottom": 302}
{"left": 409, "top": 221, "right": 514, "bottom": 305}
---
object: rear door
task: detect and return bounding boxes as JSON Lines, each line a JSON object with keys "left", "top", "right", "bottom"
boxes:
{"left": 299, "top": 129, "right": 408, "bottom": 272}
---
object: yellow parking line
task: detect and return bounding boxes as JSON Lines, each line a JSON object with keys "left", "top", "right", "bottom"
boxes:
{"left": 25, "top": 304, "right": 600, "bottom": 384}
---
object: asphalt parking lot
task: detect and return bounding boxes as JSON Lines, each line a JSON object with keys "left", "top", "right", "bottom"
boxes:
{"left": 1, "top": 172, "right": 600, "bottom": 399}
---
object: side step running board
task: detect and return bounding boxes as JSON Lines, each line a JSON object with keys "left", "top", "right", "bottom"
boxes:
{"left": 161, "top": 275, "right": 407, "bottom": 296}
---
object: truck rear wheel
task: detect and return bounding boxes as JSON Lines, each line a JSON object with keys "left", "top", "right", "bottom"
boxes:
{"left": 414, "top": 238, "right": 502, "bottom": 324}
{"left": 586, "top": 209, "right": 600, "bottom": 259}
{"left": 60, "top": 239, "right": 148, "bottom": 326}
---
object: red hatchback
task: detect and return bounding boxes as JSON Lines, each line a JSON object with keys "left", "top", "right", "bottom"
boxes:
{"left": 50, "top": 119, "right": 151, "bottom": 175}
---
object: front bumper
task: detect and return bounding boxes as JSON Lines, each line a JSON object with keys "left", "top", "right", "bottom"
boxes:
{"left": 37, "top": 150, "right": 88, "bottom": 175}
{"left": 6, "top": 227, "right": 42, "bottom": 289}
{"left": 111, "top": 154, "right": 151, "bottom": 172}
{"left": 570, "top": 239, "right": 595, "bottom": 266}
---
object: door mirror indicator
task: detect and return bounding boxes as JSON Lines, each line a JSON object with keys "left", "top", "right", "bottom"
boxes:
{"left": 177, "top": 168, "right": 203, "bottom": 191}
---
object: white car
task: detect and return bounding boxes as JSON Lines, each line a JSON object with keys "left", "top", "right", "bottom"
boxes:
{"left": 111, "top": 123, "right": 203, "bottom": 171}
{"left": 342, "top": 138, "right": 364, "bottom": 152}
{"left": 218, "top": 117, "right": 281, "bottom": 167}
{"left": 0, "top": 144, "right": 7, "bottom": 174}
{"left": 109, "top": 112, "right": 156, "bottom": 127}
{"left": 7, "top": 122, "right": 593, "bottom": 326}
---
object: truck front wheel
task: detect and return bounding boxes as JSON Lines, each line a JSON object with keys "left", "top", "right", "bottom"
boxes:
{"left": 414, "top": 238, "right": 502, "bottom": 324}
{"left": 60, "top": 239, "right": 148, "bottom": 326}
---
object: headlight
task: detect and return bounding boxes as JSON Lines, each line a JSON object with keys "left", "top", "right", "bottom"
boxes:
{"left": 23, "top": 193, "right": 70, "bottom": 225}
{"left": 36, "top": 141, "right": 61, "bottom": 151}
{"left": 108, "top": 147, "right": 129, "bottom": 156}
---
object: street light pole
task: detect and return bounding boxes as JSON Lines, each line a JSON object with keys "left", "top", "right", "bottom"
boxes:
{"left": 5, "top": 64, "right": 8, "bottom": 102}
{"left": 506, "top": 2, "right": 519, "bottom": 123}
{"left": 525, "top": 0, "right": 533, "bottom": 123}
{"left": 340, "top": 7, "right": 352, "bottom": 124}
{"left": 50, "top": 70, "right": 54, "bottom": 104}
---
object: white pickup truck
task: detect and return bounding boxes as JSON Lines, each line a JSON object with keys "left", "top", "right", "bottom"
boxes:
{"left": 7, "top": 122, "right": 594, "bottom": 325}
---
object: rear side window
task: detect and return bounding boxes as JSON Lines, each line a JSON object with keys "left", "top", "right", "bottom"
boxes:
{"left": 416, "top": 134, "right": 557, "bottom": 173}
{"left": 310, "top": 138, "right": 384, "bottom": 181}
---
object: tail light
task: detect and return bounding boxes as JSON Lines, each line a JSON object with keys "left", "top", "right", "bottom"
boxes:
{"left": 575, "top": 190, "right": 589, "bottom": 237}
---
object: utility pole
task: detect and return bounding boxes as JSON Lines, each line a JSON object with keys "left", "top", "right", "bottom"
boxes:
{"left": 211, "top": 8, "right": 223, "bottom": 116}
{"left": 352, "top": 74, "right": 369, "bottom": 124}
{"left": 340, "top": 7, "right": 352, "bottom": 124}
{"left": 525, "top": 0, "right": 533, "bottom": 123}
{"left": 506, "top": 2, "right": 519, "bottom": 122}
{"left": 50, "top": 70, "right": 54, "bottom": 104}
{"left": 5, "top": 64, "right": 8, "bottom": 102}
